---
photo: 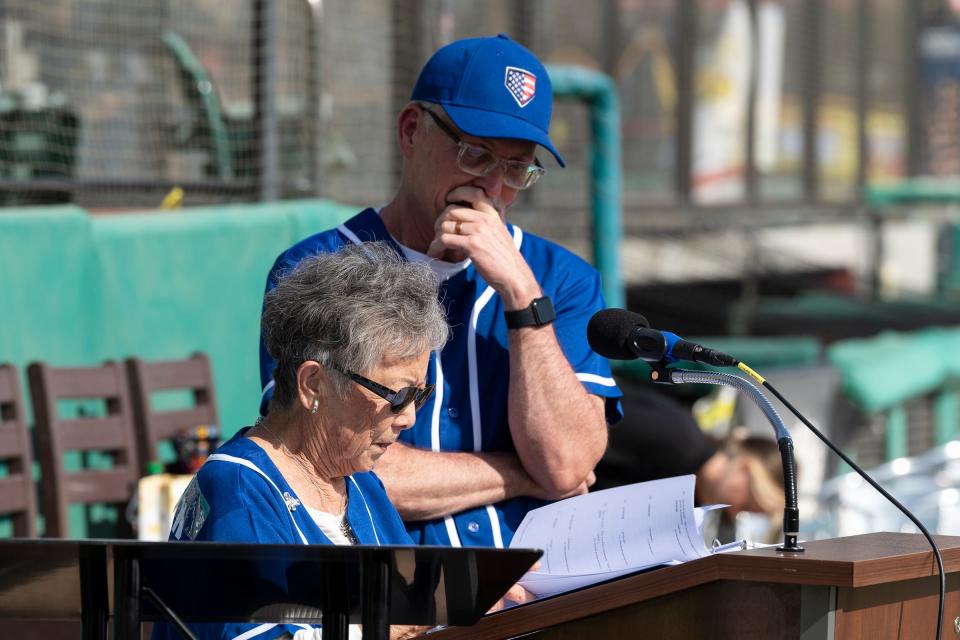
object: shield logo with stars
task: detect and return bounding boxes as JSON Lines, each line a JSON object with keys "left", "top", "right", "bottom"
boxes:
{"left": 504, "top": 66, "right": 537, "bottom": 107}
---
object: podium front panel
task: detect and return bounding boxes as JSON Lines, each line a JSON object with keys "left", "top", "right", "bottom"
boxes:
{"left": 0, "top": 539, "right": 540, "bottom": 629}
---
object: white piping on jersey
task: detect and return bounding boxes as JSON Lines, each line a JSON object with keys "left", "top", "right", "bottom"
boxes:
{"left": 231, "top": 623, "right": 280, "bottom": 640}
{"left": 465, "top": 226, "right": 524, "bottom": 548}
{"left": 467, "top": 285, "right": 497, "bottom": 454}
{"left": 259, "top": 379, "right": 275, "bottom": 405}
{"left": 347, "top": 475, "right": 381, "bottom": 545}
{"left": 228, "top": 620, "right": 316, "bottom": 639}
{"left": 485, "top": 504, "right": 505, "bottom": 547}
{"left": 430, "top": 352, "right": 445, "bottom": 454}
{"left": 340, "top": 220, "right": 523, "bottom": 548}
{"left": 209, "top": 454, "right": 382, "bottom": 547}
{"left": 208, "top": 453, "right": 309, "bottom": 544}
{"left": 430, "top": 351, "right": 463, "bottom": 547}
{"left": 337, "top": 223, "right": 363, "bottom": 246}
{"left": 576, "top": 372, "right": 617, "bottom": 386}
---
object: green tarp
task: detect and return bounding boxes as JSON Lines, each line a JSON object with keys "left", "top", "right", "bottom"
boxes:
{"left": 827, "top": 327, "right": 960, "bottom": 413}
{"left": 0, "top": 199, "right": 357, "bottom": 532}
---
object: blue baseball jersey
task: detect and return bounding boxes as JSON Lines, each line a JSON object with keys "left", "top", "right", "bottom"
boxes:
{"left": 152, "top": 428, "right": 411, "bottom": 640}
{"left": 259, "top": 208, "right": 622, "bottom": 548}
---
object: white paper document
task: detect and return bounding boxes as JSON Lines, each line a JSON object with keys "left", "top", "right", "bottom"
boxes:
{"left": 509, "top": 475, "right": 713, "bottom": 596}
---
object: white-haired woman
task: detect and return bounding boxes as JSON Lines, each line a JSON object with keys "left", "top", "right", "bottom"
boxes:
{"left": 155, "top": 242, "right": 449, "bottom": 640}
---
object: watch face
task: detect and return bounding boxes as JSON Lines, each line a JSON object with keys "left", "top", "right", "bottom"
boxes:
{"left": 531, "top": 297, "right": 555, "bottom": 325}
{"left": 506, "top": 296, "right": 554, "bottom": 328}
{"left": 531, "top": 299, "right": 544, "bottom": 323}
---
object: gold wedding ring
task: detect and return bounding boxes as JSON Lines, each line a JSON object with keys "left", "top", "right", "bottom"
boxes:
{"left": 454, "top": 220, "right": 463, "bottom": 235}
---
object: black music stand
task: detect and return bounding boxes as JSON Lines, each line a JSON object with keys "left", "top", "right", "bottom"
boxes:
{"left": 0, "top": 539, "right": 541, "bottom": 640}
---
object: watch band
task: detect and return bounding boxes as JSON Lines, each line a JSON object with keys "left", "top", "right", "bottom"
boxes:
{"left": 505, "top": 296, "right": 556, "bottom": 329}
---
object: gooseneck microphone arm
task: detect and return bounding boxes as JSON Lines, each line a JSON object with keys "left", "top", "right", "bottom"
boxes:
{"left": 649, "top": 365, "right": 804, "bottom": 553}
{"left": 757, "top": 375, "right": 945, "bottom": 640}
{"left": 587, "top": 308, "right": 943, "bottom": 637}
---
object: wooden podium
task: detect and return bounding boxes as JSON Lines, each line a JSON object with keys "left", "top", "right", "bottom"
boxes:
{"left": 432, "top": 532, "right": 960, "bottom": 639}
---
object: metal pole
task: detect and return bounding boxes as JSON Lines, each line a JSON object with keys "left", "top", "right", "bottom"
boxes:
{"left": 547, "top": 65, "right": 625, "bottom": 311}
{"left": 801, "top": 0, "right": 822, "bottom": 202}
{"left": 744, "top": 0, "right": 759, "bottom": 205}
{"left": 253, "top": 0, "right": 280, "bottom": 201}
{"left": 854, "top": 0, "right": 871, "bottom": 200}
{"left": 307, "top": 0, "right": 323, "bottom": 196}
{"left": 512, "top": 0, "right": 536, "bottom": 50}
{"left": 904, "top": 0, "right": 924, "bottom": 177}
{"left": 674, "top": 0, "right": 696, "bottom": 204}
{"left": 390, "top": 0, "right": 427, "bottom": 188}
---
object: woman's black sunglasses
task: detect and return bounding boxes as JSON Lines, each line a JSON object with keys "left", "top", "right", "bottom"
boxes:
{"left": 331, "top": 364, "right": 434, "bottom": 413}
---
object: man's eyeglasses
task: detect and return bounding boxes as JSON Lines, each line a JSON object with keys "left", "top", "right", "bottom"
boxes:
{"left": 332, "top": 364, "right": 435, "bottom": 413}
{"left": 421, "top": 107, "right": 545, "bottom": 190}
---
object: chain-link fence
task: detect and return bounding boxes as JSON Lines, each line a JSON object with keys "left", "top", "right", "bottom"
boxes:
{"left": 0, "top": 0, "right": 316, "bottom": 207}
{"left": 0, "top": 0, "right": 934, "bottom": 253}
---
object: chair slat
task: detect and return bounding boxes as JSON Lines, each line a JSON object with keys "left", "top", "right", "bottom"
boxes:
{"left": 150, "top": 408, "right": 216, "bottom": 441}
{"left": 47, "top": 366, "right": 125, "bottom": 399}
{"left": 28, "top": 361, "right": 137, "bottom": 538}
{"left": 65, "top": 469, "right": 136, "bottom": 504}
{"left": 140, "top": 357, "right": 212, "bottom": 390}
{"left": 58, "top": 416, "right": 131, "bottom": 452}
{"left": 0, "top": 425, "right": 23, "bottom": 459}
{"left": 127, "top": 355, "right": 219, "bottom": 473}
{"left": 0, "top": 475, "right": 31, "bottom": 513}
{"left": 0, "top": 364, "right": 36, "bottom": 536}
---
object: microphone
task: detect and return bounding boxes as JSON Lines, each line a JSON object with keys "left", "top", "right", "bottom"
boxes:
{"left": 587, "top": 309, "right": 738, "bottom": 367}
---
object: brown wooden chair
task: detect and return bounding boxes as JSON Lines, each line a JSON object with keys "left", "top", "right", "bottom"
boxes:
{"left": 0, "top": 365, "right": 38, "bottom": 537}
{"left": 126, "top": 353, "right": 219, "bottom": 475}
{"left": 27, "top": 361, "right": 139, "bottom": 538}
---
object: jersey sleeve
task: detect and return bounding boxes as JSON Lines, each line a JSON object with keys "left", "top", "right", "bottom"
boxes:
{"left": 551, "top": 268, "right": 623, "bottom": 424}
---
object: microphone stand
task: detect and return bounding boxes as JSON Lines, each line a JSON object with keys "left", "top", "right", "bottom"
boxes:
{"left": 649, "top": 364, "right": 804, "bottom": 553}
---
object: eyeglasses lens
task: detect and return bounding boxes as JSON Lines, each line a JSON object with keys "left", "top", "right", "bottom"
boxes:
{"left": 456, "top": 144, "right": 541, "bottom": 190}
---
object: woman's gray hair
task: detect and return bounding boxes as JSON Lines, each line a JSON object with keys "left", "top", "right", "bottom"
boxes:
{"left": 262, "top": 241, "right": 449, "bottom": 409}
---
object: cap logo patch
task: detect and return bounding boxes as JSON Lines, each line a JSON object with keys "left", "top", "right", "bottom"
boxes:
{"left": 504, "top": 66, "right": 536, "bottom": 107}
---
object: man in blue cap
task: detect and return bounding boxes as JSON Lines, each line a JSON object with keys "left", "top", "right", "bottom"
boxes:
{"left": 259, "top": 34, "right": 622, "bottom": 548}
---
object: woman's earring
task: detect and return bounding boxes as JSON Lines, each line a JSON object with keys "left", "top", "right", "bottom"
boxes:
{"left": 311, "top": 398, "right": 319, "bottom": 414}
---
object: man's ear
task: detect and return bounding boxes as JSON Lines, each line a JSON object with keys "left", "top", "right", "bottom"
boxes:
{"left": 295, "top": 360, "right": 328, "bottom": 412}
{"left": 397, "top": 103, "right": 423, "bottom": 158}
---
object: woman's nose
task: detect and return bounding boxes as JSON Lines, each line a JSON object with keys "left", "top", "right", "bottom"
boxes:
{"left": 394, "top": 403, "right": 417, "bottom": 429}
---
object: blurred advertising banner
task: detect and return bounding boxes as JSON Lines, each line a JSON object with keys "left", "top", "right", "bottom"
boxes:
{"left": 693, "top": 0, "right": 784, "bottom": 203}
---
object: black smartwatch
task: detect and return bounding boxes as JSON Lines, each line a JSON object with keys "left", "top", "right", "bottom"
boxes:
{"left": 505, "top": 296, "right": 556, "bottom": 329}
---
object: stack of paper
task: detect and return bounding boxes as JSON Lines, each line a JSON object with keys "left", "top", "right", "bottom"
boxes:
{"left": 509, "top": 475, "right": 717, "bottom": 596}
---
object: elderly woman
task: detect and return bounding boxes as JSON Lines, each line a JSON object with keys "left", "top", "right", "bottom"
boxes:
{"left": 155, "top": 242, "right": 448, "bottom": 640}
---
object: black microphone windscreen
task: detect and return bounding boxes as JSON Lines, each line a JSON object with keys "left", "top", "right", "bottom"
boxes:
{"left": 587, "top": 309, "right": 649, "bottom": 360}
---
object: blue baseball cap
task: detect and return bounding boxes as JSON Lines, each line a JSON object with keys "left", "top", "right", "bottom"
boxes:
{"left": 411, "top": 33, "right": 565, "bottom": 167}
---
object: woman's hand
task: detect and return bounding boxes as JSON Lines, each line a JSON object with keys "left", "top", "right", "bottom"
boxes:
{"left": 488, "top": 560, "right": 540, "bottom": 614}
{"left": 390, "top": 624, "right": 429, "bottom": 639}
{"left": 488, "top": 582, "right": 537, "bottom": 613}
